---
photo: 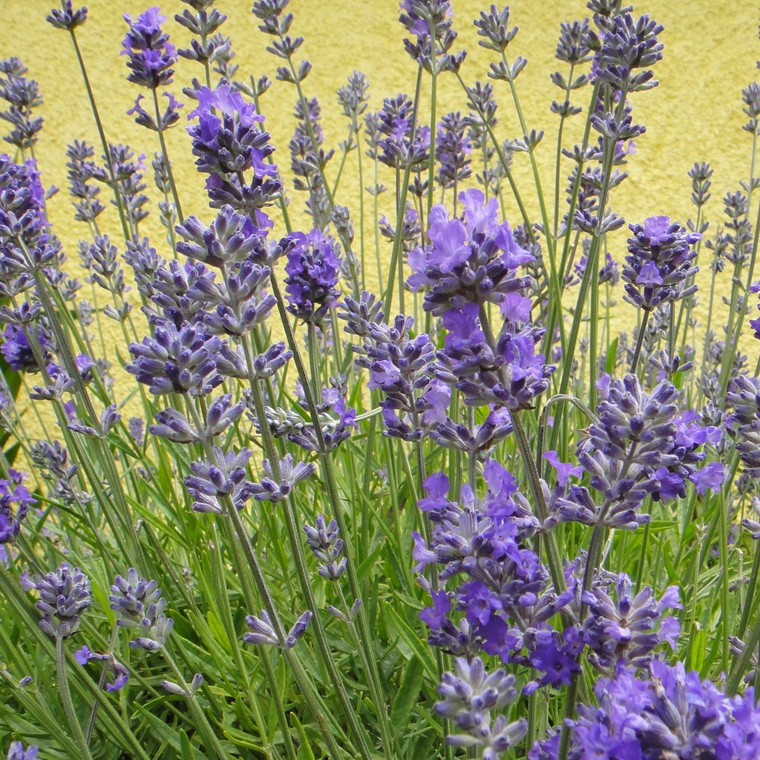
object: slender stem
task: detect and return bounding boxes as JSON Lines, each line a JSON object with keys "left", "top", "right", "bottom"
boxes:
{"left": 67, "top": 30, "right": 131, "bottom": 241}
{"left": 151, "top": 87, "right": 184, "bottom": 223}
{"left": 56, "top": 636, "right": 93, "bottom": 760}
{"left": 630, "top": 309, "right": 650, "bottom": 375}
{"left": 162, "top": 650, "right": 233, "bottom": 760}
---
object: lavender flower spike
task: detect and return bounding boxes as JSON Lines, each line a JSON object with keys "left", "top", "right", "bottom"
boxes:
{"left": 303, "top": 515, "right": 346, "bottom": 580}
{"left": 186, "top": 84, "right": 281, "bottom": 211}
{"left": 109, "top": 568, "right": 173, "bottom": 651}
{"left": 122, "top": 8, "right": 177, "bottom": 89}
{"left": 23, "top": 562, "right": 91, "bottom": 638}
{"left": 244, "top": 609, "right": 313, "bottom": 649}
{"left": 6, "top": 742, "right": 38, "bottom": 760}
{"left": 251, "top": 453, "right": 316, "bottom": 503}
{"left": 436, "top": 657, "right": 527, "bottom": 759}
{"left": 46, "top": 2, "right": 87, "bottom": 30}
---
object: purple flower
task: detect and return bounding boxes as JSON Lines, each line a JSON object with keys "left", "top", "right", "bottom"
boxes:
{"left": 122, "top": 8, "right": 177, "bottom": 89}
{"left": 244, "top": 609, "right": 312, "bottom": 649}
{"left": 436, "top": 657, "right": 526, "bottom": 758}
{"left": 46, "top": 1, "right": 88, "bottom": 30}
{"left": 23, "top": 562, "right": 91, "bottom": 638}
{"left": 175, "top": 205, "right": 273, "bottom": 268}
{"left": 284, "top": 229, "right": 341, "bottom": 323}
{"left": 434, "top": 301, "right": 554, "bottom": 410}
{"left": 126, "top": 318, "right": 223, "bottom": 396}
{"left": 582, "top": 573, "right": 681, "bottom": 672}
{"left": 185, "top": 446, "right": 256, "bottom": 513}
{"left": 110, "top": 568, "right": 173, "bottom": 650}
{"left": 623, "top": 216, "right": 700, "bottom": 312}
{"left": 374, "top": 94, "right": 430, "bottom": 171}
{"left": 0, "top": 471, "right": 34, "bottom": 544}
{"left": 409, "top": 188, "right": 534, "bottom": 315}
{"left": 689, "top": 461, "right": 725, "bottom": 495}
{"left": 249, "top": 453, "right": 314, "bottom": 504}
{"left": 436, "top": 111, "right": 471, "bottom": 189}
{"left": 0, "top": 58, "right": 44, "bottom": 152}
{"left": 127, "top": 92, "right": 183, "bottom": 131}
{"left": 303, "top": 515, "right": 346, "bottom": 580}
{"left": 6, "top": 742, "right": 38, "bottom": 760}
{"left": 0, "top": 156, "right": 51, "bottom": 269}
{"left": 543, "top": 451, "right": 583, "bottom": 488}
{"left": 186, "top": 84, "right": 281, "bottom": 211}
{"left": 1, "top": 324, "right": 51, "bottom": 372}
{"left": 73, "top": 646, "right": 130, "bottom": 692}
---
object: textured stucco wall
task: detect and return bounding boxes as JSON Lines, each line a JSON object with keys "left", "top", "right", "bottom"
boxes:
{"left": 1, "top": 1, "right": 759, "bottom": 382}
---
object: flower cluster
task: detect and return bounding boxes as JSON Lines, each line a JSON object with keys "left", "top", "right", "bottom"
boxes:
{"left": 623, "top": 216, "right": 700, "bottom": 312}
{"left": 284, "top": 228, "right": 341, "bottom": 324}
{"left": 531, "top": 662, "right": 760, "bottom": 759}
{"left": 121, "top": 8, "right": 177, "bottom": 89}
{"left": 110, "top": 568, "right": 173, "bottom": 651}
{"left": 0, "top": 470, "right": 34, "bottom": 543}
{"left": 186, "top": 84, "right": 281, "bottom": 211}
{"left": 23, "top": 562, "right": 91, "bottom": 639}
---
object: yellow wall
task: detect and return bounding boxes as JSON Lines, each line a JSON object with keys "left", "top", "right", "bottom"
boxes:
{"left": 2, "top": 0, "right": 760, "bottom": 370}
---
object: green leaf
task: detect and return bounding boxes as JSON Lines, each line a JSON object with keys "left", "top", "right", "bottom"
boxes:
{"left": 390, "top": 654, "right": 424, "bottom": 736}
{"left": 291, "top": 714, "right": 316, "bottom": 760}
{"left": 605, "top": 337, "right": 619, "bottom": 374}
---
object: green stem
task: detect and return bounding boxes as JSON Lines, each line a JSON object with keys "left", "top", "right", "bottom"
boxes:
{"left": 151, "top": 87, "right": 184, "bottom": 224}
{"left": 56, "top": 636, "right": 93, "bottom": 760}
{"left": 67, "top": 29, "right": 131, "bottom": 241}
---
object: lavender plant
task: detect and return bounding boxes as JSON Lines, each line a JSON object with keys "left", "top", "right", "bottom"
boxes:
{"left": 2, "top": 1, "right": 760, "bottom": 759}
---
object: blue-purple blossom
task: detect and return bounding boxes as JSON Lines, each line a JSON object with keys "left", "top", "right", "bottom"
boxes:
{"left": 250, "top": 454, "right": 315, "bottom": 503}
{"left": 46, "top": 1, "right": 88, "bottom": 30}
{"left": 0, "top": 58, "right": 43, "bottom": 152}
{"left": 244, "top": 609, "right": 312, "bottom": 649}
{"left": 185, "top": 446, "right": 257, "bottom": 513}
{"left": 303, "top": 515, "right": 346, "bottom": 580}
{"left": 65, "top": 140, "right": 104, "bottom": 224}
{"left": 23, "top": 562, "right": 91, "bottom": 638}
{"left": 374, "top": 93, "right": 430, "bottom": 171}
{"left": 436, "top": 657, "right": 527, "bottom": 759}
{"left": 176, "top": 205, "right": 274, "bottom": 268}
{"left": 399, "top": 0, "right": 464, "bottom": 74}
{"left": 110, "top": 568, "right": 173, "bottom": 651}
{"left": 74, "top": 646, "right": 130, "bottom": 692}
{"left": 341, "top": 294, "right": 437, "bottom": 442}
{"left": 186, "top": 84, "right": 281, "bottom": 211}
{"left": 0, "top": 470, "right": 34, "bottom": 543}
{"left": 127, "top": 92, "right": 183, "bottom": 131}
{"left": 0, "top": 156, "right": 52, "bottom": 270}
{"left": 1, "top": 323, "right": 51, "bottom": 372}
{"left": 532, "top": 661, "right": 760, "bottom": 759}
{"left": 126, "top": 318, "right": 223, "bottom": 396}
{"left": 6, "top": 742, "right": 38, "bottom": 760}
{"left": 582, "top": 572, "right": 680, "bottom": 672}
{"left": 623, "top": 216, "right": 700, "bottom": 312}
{"left": 553, "top": 374, "right": 689, "bottom": 530}
{"left": 408, "top": 188, "right": 534, "bottom": 315}
{"left": 122, "top": 8, "right": 177, "bottom": 89}
{"left": 436, "top": 111, "right": 472, "bottom": 189}
{"left": 284, "top": 229, "right": 341, "bottom": 323}
{"left": 433, "top": 302, "right": 554, "bottom": 410}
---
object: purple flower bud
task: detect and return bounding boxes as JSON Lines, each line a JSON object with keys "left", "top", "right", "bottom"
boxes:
{"left": 46, "top": 2, "right": 88, "bottom": 30}
{"left": 23, "top": 562, "right": 91, "bottom": 639}
{"left": 284, "top": 229, "right": 341, "bottom": 323}
{"left": 303, "top": 515, "right": 346, "bottom": 580}
{"left": 110, "top": 568, "right": 173, "bottom": 650}
{"left": 185, "top": 446, "right": 255, "bottom": 513}
{"left": 6, "top": 742, "right": 38, "bottom": 760}
{"left": 122, "top": 8, "right": 177, "bottom": 89}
